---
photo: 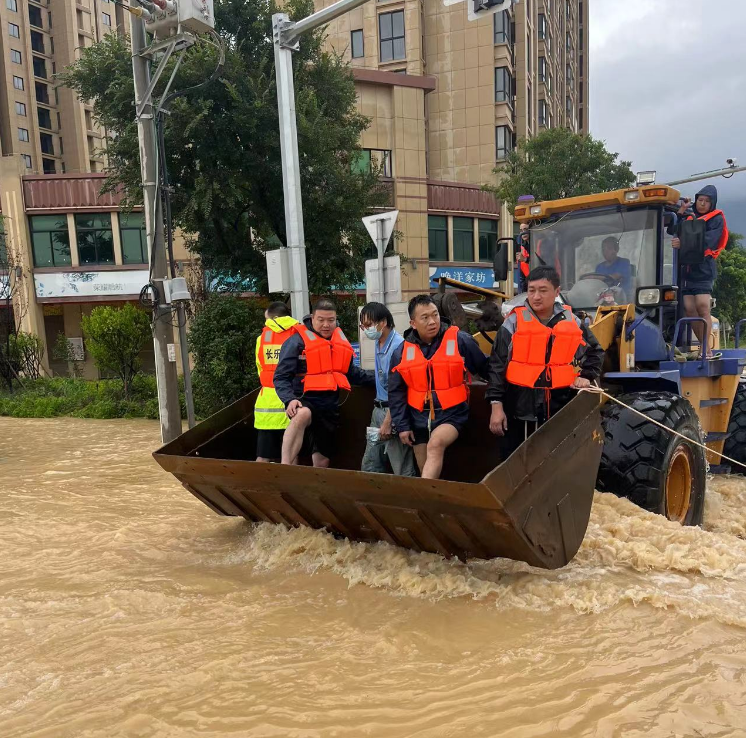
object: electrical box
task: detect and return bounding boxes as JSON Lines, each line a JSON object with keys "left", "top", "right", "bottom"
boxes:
{"left": 266, "top": 248, "right": 291, "bottom": 293}
{"left": 146, "top": 0, "right": 215, "bottom": 40}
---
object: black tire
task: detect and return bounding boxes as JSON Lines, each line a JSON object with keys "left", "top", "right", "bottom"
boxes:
{"left": 596, "top": 391, "right": 706, "bottom": 526}
{"left": 723, "top": 381, "right": 746, "bottom": 475}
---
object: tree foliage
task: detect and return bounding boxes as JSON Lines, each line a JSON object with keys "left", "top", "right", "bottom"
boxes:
{"left": 487, "top": 127, "right": 635, "bottom": 211}
{"left": 58, "top": 0, "right": 386, "bottom": 295}
{"left": 81, "top": 305, "right": 151, "bottom": 397}
{"left": 8, "top": 332, "right": 45, "bottom": 380}
{"left": 713, "top": 232, "right": 746, "bottom": 331}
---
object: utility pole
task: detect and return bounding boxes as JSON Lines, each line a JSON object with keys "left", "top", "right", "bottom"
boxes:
{"left": 666, "top": 164, "right": 746, "bottom": 187}
{"left": 130, "top": 11, "right": 182, "bottom": 444}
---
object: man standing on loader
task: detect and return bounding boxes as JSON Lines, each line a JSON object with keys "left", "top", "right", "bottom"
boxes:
{"left": 670, "top": 184, "right": 728, "bottom": 359}
{"left": 388, "top": 294, "right": 488, "bottom": 480}
{"left": 487, "top": 266, "right": 604, "bottom": 454}
{"left": 274, "top": 298, "right": 375, "bottom": 468}
{"left": 254, "top": 301, "right": 300, "bottom": 462}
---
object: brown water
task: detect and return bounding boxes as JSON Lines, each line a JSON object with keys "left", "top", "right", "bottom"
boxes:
{"left": 2, "top": 418, "right": 746, "bottom": 737}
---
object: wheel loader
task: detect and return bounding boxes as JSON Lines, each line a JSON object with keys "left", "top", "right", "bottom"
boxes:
{"left": 153, "top": 185, "right": 746, "bottom": 568}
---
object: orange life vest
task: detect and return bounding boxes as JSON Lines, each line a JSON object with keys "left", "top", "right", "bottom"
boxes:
{"left": 519, "top": 243, "right": 530, "bottom": 277}
{"left": 298, "top": 326, "right": 354, "bottom": 393}
{"left": 393, "top": 325, "right": 469, "bottom": 411}
{"left": 257, "top": 325, "right": 296, "bottom": 389}
{"left": 506, "top": 306, "right": 584, "bottom": 389}
{"left": 686, "top": 209, "right": 729, "bottom": 259}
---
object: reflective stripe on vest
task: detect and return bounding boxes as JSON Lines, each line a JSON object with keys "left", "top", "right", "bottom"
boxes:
{"left": 686, "top": 209, "right": 729, "bottom": 259}
{"left": 506, "top": 307, "right": 583, "bottom": 389}
{"left": 300, "top": 326, "right": 354, "bottom": 393}
{"left": 393, "top": 325, "right": 468, "bottom": 411}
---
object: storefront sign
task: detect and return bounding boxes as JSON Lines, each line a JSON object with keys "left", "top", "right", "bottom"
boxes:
{"left": 429, "top": 265, "right": 497, "bottom": 288}
{"left": 34, "top": 270, "right": 150, "bottom": 299}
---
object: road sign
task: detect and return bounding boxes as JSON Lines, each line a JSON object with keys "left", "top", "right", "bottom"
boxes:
{"left": 362, "top": 210, "right": 398, "bottom": 252}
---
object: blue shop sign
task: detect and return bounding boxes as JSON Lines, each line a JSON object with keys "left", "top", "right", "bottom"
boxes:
{"left": 429, "top": 266, "right": 496, "bottom": 288}
{"left": 351, "top": 342, "right": 361, "bottom": 367}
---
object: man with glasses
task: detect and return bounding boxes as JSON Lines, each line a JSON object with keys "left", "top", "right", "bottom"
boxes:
{"left": 274, "top": 298, "right": 374, "bottom": 468}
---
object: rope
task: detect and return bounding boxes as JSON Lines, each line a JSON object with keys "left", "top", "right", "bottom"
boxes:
{"left": 579, "top": 386, "right": 746, "bottom": 472}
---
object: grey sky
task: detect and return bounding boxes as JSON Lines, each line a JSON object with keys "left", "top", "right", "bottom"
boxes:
{"left": 590, "top": 0, "right": 746, "bottom": 233}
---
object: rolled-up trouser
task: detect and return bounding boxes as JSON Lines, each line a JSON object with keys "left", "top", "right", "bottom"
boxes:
{"left": 361, "top": 405, "right": 417, "bottom": 476}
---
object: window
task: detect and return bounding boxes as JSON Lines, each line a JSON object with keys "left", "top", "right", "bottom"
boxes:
{"left": 33, "top": 56, "right": 47, "bottom": 79}
{"left": 9, "top": 22, "right": 20, "bottom": 38}
{"left": 351, "top": 29, "right": 364, "bottom": 58}
{"left": 526, "top": 34, "right": 531, "bottom": 74}
{"left": 13, "top": 76, "right": 24, "bottom": 91}
{"left": 539, "top": 98, "right": 547, "bottom": 126}
{"left": 120, "top": 213, "right": 148, "bottom": 264}
{"left": 494, "top": 66, "right": 512, "bottom": 104}
{"left": 545, "top": 30, "right": 552, "bottom": 53}
{"left": 22, "top": 154, "right": 32, "bottom": 169}
{"left": 75, "top": 214, "right": 115, "bottom": 265}
{"left": 579, "top": 84, "right": 583, "bottom": 104}
{"left": 579, "top": 30, "right": 583, "bottom": 51}
{"left": 35, "top": 82, "right": 48, "bottom": 104}
{"left": 538, "top": 55, "right": 546, "bottom": 83}
{"left": 28, "top": 5, "right": 42, "bottom": 28}
{"left": 428, "top": 215, "right": 448, "bottom": 261}
{"left": 18, "top": 128, "right": 29, "bottom": 142}
{"left": 40, "top": 133, "right": 54, "bottom": 154}
{"left": 546, "top": 71, "right": 552, "bottom": 94}
{"left": 496, "top": 125, "right": 512, "bottom": 161}
{"left": 527, "top": 83, "right": 533, "bottom": 127}
{"left": 379, "top": 10, "right": 405, "bottom": 62}
{"left": 538, "top": 13, "right": 546, "bottom": 40}
{"left": 42, "top": 158, "right": 55, "bottom": 174}
{"left": 566, "top": 0, "right": 571, "bottom": 20}
{"left": 351, "top": 148, "right": 392, "bottom": 178}
{"left": 566, "top": 63, "right": 574, "bottom": 84}
{"left": 31, "top": 30, "right": 44, "bottom": 53}
{"left": 29, "top": 215, "right": 72, "bottom": 268}
{"left": 453, "top": 218, "right": 474, "bottom": 262}
{"left": 15, "top": 102, "right": 26, "bottom": 116}
{"left": 479, "top": 219, "right": 498, "bottom": 263}
{"left": 10, "top": 49, "right": 21, "bottom": 64}
{"left": 579, "top": 107, "right": 583, "bottom": 129}
{"left": 7, "top": 0, "right": 17, "bottom": 10}
{"left": 494, "top": 9, "right": 512, "bottom": 45}
{"left": 566, "top": 31, "right": 572, "bottom": 52}
{"left": 38, "top": 108, "right": 51, "bottom": 129}
{"left": 103, "top": 13, "right": 111, "bottom": 26}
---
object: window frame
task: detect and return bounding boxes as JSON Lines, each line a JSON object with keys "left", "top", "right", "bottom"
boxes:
{"left": 75, "top": 213, "right": 115, "bottom": 266}
{"left": 18, "top": 127, "right": 29, "bottom": 142}
{"left": 119, "top": 212, "right": 148, "bottom": 265}
{"left": 494, "top": 66, "right": 513, "bottom": 105}
{"left": 428, "top": 215, "right": 448, "bottom": 261}
{"left": 378, "top": 10, "right": 405, "bottom": 63}
{"left": 478, "top": 219, "right": 498, "bottom": 263}
{"left": 496, "top": 125, "right": 512, "bottom": 161}
{"left": 7, "top": 0, "right": 17, "bottom": 11}
{"left": 29, "top": 215, "right": 72, "bottom": 268}
{"left": 10, "top": 49, "right": 21, "bottom": 64}
{"left": 15, "top": 101, "right": 26, "bottom": 116}
{"left": 452, "top": 217, "right": 475, "bottom": 263}
{"left": 351, "top": 28, "right": 364, "bottom": 58}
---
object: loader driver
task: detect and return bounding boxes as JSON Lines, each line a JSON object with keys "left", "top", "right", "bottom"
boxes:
{"left": 274, "top": 298, "right": 375, "bottom": 468}
{"left": 254, "top": 301, "right": 300, "bottom": 462}
{"left": 388, "top": 294, "right": 488, "bottom": 480}
{"left": 487, "top": 266, "right": 604, "bottom": 456}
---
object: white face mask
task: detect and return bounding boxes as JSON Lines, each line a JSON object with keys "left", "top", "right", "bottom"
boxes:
{"left": 363, "top": 326, "right": 383, "bottom": 341}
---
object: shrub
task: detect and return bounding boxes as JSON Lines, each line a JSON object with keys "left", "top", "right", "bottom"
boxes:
{"left": 8, "top": 332, "right": 45, "bottom": 379}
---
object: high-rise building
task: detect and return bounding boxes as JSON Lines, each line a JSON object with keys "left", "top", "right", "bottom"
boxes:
{"left": 321, "top": 0, "right": 589, "bottom": 298}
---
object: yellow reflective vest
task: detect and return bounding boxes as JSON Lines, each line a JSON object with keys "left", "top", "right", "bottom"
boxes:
{"left": 254, "top": 315, "right": 299, "bottom": 430}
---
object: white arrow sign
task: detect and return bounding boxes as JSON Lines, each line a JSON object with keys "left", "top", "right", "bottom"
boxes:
{"left": 362, "top": 210, "right": 398, "bottom": 254}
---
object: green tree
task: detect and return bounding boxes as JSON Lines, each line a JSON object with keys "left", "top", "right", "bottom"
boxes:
{"left": 57, "top": 0, "right": 386, "bottom": 295}
{"left": 487, "top": 127, "right": 635, "bottom": 211}
{"left": 713, "top": 232, "right": 746, "bottom": 334}
{"left": 188, "top": 295, "right": 266, "bottom": 416}
{"left": 81, "top": 305, "right": 151, "bottom": 397}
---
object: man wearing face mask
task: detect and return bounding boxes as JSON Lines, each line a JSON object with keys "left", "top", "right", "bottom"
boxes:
{"left": 359, "top": 302, "right": 416, "bottom": 476}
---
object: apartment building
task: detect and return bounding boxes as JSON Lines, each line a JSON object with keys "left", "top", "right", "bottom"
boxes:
{"left": 321, "top": 0, "right": 589, "bottom": 298}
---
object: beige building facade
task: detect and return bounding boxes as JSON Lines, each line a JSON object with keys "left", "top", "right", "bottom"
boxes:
{"left": 321, "top": 0, "right": 590, "bottom": 298}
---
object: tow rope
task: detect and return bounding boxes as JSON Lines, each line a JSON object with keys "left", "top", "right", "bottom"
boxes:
{"left": 579, "top": 385, "right": 746, "bottom": 472}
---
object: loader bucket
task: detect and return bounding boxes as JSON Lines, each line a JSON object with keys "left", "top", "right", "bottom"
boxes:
{"left": 153, "top": 386, "right": 604, "bottom": 569}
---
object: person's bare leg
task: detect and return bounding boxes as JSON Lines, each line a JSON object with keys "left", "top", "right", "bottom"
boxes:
{"left": 695, "top": 293, "right": 713, "bottom": 356}
{"left": 311, "top": 452, "right": 330, "bottom": 469}
{"left": 281, "top": 407, "right": 312, "bottom": 465}
{"left": 413, "top": 443, "right": 427, "bottom": 475}
{"left": 421, "top": 424, "right": 460, "bottom": 480}
{"left": 682, "top": 294, "right": 704, "bottom": 348}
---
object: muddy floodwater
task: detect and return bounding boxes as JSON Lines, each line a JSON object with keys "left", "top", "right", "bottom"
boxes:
{"left": 2, "top": 418, "right": 746, "bottom": 737}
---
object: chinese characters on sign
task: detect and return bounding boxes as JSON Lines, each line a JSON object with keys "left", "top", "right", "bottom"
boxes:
{"left": 428, "top": 266, "right": 495, "bottom": 288}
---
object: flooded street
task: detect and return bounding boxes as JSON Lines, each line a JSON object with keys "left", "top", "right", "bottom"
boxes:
{"left": 2, "top": 417, "right": 746, "bottom": 737}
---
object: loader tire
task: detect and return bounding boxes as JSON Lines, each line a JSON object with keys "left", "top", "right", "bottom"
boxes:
{"left": 723, "top": 381, "right": 746, "bottom": 475}
{"left": 596, "top": 391, "right": 706, "bottom": 526}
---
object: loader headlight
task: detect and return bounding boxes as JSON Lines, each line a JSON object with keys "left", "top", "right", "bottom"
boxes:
{"left": 636, "top": 286, "right": 678, "bottom": 308}
{"left": 624, "top": 190, "right": 640, "bottom": 202}
{"left": 530, "top": 205, "right": 542, "bottom": 215}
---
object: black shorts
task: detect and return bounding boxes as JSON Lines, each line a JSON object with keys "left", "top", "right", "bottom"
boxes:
{"left": 256, "top": 429, "right": 284, "bottom": 460}
{"left": 681, "top": 285, "right": 713, "bottom": 297}
{"left": 300, "top": 399, "right": 339, "bottom": 460}
{"left": 411, "top": 420, "right": 464, "bottom": 446}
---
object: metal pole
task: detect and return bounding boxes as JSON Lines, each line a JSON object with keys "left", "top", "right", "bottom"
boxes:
{"left": 289, "top": 0, "right": 369, "bottom": 38}
{"left": 130, "top": 11, "right": 182, "bottom": 443}
{"left": 376, "top": 218, "right": 386, "bottom": 304}
{"left": 666, "top": 165, "right": 746, "bottom": 187}
{"left": 273, "top": 12, "right": 310, "bottom": 319}
{"left": 176, "top": 303, "right": 196, "bottom": 428}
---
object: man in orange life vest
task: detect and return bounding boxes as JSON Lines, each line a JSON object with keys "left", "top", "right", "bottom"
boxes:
{"left": 388, "top": 295, "right": 488, "bottom": 480}
{"left": 670, "top": 185, "right": 728, "bottom": 359}
{"left": 516, "top": 222, "right": 531, "bottom": 293}
{"left": 487, "top": 266, "right": 604, "bottom": 455}
{"left": 274, "top": 297, "right": 374, "bottom": 468}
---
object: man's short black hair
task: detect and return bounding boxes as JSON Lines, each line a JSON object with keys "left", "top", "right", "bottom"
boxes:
{"left": 312, "top": 297, "right": 336, "bottom": 314}
{"left": 602, "top": 236, "right": 620, "bottom": 250}
{"left": 360, "top": 301, "right": 394, "bottom": 328}
{"left": 527, "top": 266, "right": 561, "bottom": 289}
{"left": 408, "top": 294, "right": 437, "bottom": 318}
{"left": 266, "top": 301, "right": 290, "bottom": 318}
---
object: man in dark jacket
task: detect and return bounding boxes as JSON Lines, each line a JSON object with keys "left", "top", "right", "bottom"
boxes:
{"left": 388, "top": 294, "right": 488, "bottom": 479}
{"left": 487, "top": 267, "right": 604, "bottom": 456}
{"left": 671, "top": 184, "right": 728, "bottom": 358}
{"left": 274, "top": 298, "right": 374, "bottom": 468}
